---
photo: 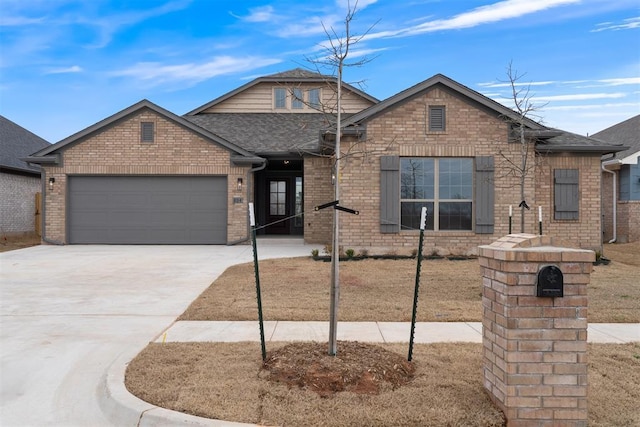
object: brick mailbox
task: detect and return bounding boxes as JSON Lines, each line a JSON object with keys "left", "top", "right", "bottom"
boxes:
{"left": 478, "top": 234, "right": 595, "bottom": 427}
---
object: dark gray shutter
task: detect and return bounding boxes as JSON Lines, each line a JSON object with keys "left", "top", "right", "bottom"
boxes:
{"left": 141, "top": 122, "right": 154, "bottom": 142}
{"left": 380, "top": 156, "right": 400, "bottom": 233}
{"left": 475, "top": 156, "right": 494, "bottom": 234}
{"left": 429, "top": 106, "right": 445, "bottom": 131}
{"left": 554, "top": 169, "right": 579, "bottom": 220}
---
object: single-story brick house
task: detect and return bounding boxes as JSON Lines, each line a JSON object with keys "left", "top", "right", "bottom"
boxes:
{"left": 1, "top": 115, "right": 50, "bottom": 236}
{"left": 596, "top": 115, "right": 640, "bottom": 243}
{"left": 26, "top": 69, "right": 625, "bottom": 253}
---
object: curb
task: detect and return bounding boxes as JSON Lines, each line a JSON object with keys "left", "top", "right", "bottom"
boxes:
{"left": 98, "top": 350, "right": 257, "bottom": 427}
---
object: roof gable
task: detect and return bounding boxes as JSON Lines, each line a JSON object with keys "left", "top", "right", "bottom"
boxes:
{"left": 186, "top": 67, "right": 379, "bottom": 115}
{"left": 27, "top": 100, "right": 261, "bottom": 164}
{"left": 343, "top": 73, "right": 544, "bottom": 129}
{"left": 0, "top": 115, "right": 50, "bottom": 174}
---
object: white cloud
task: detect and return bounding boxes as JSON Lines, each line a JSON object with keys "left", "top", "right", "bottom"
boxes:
{"left": 368, "top": 0, "right": 580, "bottom": 38}
{"left": 533, "top": 92, "right": 627, "bottom": 102}
{"left": 112, "top": 56, "right": 282, "bottom": 86}
{"left": 592, "top": 16, "right": 640, "bottom": 32}
{"left": 241, "top": 5, "right": 276, "bottom": 23}
{"left": 478, "top": 80, "right": 557, "bottom": 88}
{"left": 44, "top": 65, "right": 83, "bottom": 74}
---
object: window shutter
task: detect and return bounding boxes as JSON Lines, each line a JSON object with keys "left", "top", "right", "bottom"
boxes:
{"left": 141, "top": 122, "right": 154, "bottom": 143}
{"left": 475, "top": 156, "right": 494, "bottom": 234}
{"left": 380, "top": 156, "right": 400, "bottom": 233}
{"left": 429, "top": 106, "right": 445, "bottom": 131}
{"left": 554, "top": 169, "right": 579, "bottom": 220}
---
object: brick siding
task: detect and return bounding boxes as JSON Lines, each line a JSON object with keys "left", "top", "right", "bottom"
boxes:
{"left": 0, "top": 172, "right": 41, "bottom": 235}
{"left": 312, "top": 86, "right": 604, "bottom": 254}
{"left": 479, "top": 234, "right": 593, "bottom": 426}
{"left": 41, "top": 109, "right": 251, "bottom": 243}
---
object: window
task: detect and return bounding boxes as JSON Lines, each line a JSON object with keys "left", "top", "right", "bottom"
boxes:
{"left": 308, "top": 88, "right": 321, "bottom": 109}
{"left": 274, "top": 88, "right": 286, "bottom": 109}
{"left": 291, "top": 88, "right": 304, "bottom": 109}
{"left": 429, "top": 106, "right": 446, "bottom": 131}
{"left": 141, "top": 122, "right": 154, "bottom": 143}
{"left": 554, "top": 169, "right": 579, "bottom": 220}
{"left": 400, "top": 158, "right": 473, "bottom": 230}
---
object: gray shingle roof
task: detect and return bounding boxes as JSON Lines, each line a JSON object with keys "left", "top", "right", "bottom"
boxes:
{"left": 536, "top": 129, "right": 627, "bottom": 154}
{"left": 591, "top": 115, "right": 640, "bottom": 159}
{"left": 0, "top": 115, "right": 50, "bottom": 174}
{"left": 185, "top": 113, "right": 337, "bottom": 155}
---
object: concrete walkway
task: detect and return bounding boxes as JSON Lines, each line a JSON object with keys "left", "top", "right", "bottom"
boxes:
{"left": 157, "top": 320, "right": 640, "bottom": 344}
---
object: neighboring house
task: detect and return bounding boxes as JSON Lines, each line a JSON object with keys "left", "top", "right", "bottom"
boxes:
{"left": 25, "top": 69, "right": 625, "bottom": 253}
{"left": 0, "top": 115, "right": 50, "bottom": 236}
{"left": 595, "top": 115, "right": 640, "bottom": 243}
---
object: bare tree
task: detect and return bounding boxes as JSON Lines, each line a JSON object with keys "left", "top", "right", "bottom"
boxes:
{"left": 304, "top": 0, "right": 377, "bottom": 356}
{"left": 497, "top": 62, "right": 547, "bottom": 233}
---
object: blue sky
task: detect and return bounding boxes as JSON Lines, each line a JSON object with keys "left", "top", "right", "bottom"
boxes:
{"left": 1, "top": 0, "right": 638, "bottom": 143}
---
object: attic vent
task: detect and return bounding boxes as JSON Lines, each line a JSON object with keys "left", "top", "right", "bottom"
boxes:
{"left": 429, "top": 106, "right": 446, "bottom": 131}
{"left": 141, "top": 122, "right": 154, "bottom": 143}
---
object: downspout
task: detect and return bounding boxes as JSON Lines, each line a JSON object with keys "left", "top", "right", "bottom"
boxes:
{"left": 227, "top": 159, "right": 268, "bottom": 245}
{"left": 601, "top": 162, "right": 617, "bottom": 244}
{"left": 40, "top": 169, "right": 65, "bottom": 245}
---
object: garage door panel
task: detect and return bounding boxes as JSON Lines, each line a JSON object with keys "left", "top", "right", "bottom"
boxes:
{"left": 68, "top": 176, "right": 228, "bottom": 244}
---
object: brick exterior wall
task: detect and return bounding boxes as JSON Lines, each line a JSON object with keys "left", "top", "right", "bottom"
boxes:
{"left": 479, "top": 234, "right": 593, "bottom": 427}
{"left": 41, "top": 109, "right": 251, "bottom": 244}
{"left": 618, "top": 200, "right": 640, "bottom": 243}
{"left": 0, "top": 172, "right": 41, "bottom": 235}
{"left": 314, "top": 86, "right": 604, "bottom": 255}
{"left": 303, "top": 156, "right": 333, "bottom": 244}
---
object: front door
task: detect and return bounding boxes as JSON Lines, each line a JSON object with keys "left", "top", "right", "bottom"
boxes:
{"left": 267, "top": 178, "right": 289, "bottom": 234}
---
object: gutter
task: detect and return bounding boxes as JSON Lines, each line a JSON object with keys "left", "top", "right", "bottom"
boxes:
{"left": 601, "top": 160, "right": 620, "bottom": 244}
{"left": 227, "top": 159, "right": 268, "bottom": 245}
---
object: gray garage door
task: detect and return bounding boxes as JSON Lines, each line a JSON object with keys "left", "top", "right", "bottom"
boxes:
{"left": 68, "top": 176, "right": 227, "bottom": 244}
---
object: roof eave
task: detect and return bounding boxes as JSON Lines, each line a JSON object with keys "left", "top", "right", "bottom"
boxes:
{"left": 536, "top": 145, "right": 629, "bottom": 154}
{"left": 21, "top": 154, "right": 60, "bottom": 165}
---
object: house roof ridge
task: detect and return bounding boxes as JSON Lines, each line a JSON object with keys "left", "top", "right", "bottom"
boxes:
{"left": 26, "top": 99, "right": 261, "bottom": 163}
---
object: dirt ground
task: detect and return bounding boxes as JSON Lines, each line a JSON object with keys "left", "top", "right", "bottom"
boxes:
{"left": 181, "top": 242, "right": 640, "bottom": 323}
{"left": 125, "top": 342, "right": 640, "bottom": 427}
{"left": 0, "top": 233, "right": 41, "bottom": 252}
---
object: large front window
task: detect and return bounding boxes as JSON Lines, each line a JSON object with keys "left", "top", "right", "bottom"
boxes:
{"left": 400, "top": 158, "right": 473, "bottom": 231}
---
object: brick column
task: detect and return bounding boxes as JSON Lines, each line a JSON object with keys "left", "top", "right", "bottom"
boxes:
{"left": 478, "top": 234, "right": 594, "bottom": 427}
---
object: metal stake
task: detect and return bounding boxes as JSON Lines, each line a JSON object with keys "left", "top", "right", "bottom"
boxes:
{"left": 249, "top": 203, "right": 266, "bottom": 361}
{"left": 408, "top": 207, "right": 427, "bottom": 362}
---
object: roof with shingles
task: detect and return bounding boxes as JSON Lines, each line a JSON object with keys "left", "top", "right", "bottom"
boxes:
{"left": 591, "top": 115, "right": 640, "bottom": 160}
{"left": 0, "top": 115, "right": 50, "bottom": 174}
{"left": 26, "top": 100, "right": 262, "bottom": 164}
{"left": 343, "top": 73, "right": 626, "bottom": 155}
{"left": 185, "top": 113, "right": 337, "bottom": 155}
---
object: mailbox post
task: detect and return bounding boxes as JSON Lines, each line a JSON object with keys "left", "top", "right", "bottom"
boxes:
{"left": 479, "top": 234, "right": 594, "bottom": 426}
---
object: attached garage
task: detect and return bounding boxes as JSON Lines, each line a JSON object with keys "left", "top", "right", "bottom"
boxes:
{"left": 68, "top": 176, "right": 227, "bottom": 244}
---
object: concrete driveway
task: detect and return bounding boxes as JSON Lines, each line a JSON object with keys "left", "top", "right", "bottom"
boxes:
{"left": 0, "top": 242, "right": 314, "bottom": 427}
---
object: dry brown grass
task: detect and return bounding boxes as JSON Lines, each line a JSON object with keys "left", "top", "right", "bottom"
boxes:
{"left": 125, "top": 342, "right": 640, "bottom": 427}
{"left": 180, "top": 242, "right": 640, "bottom": 323}
{"left": 0, "top": 233, "right": 40, "bottom": 252}
{"left": 126, "top": 342, "right": 506, "bottom": 426}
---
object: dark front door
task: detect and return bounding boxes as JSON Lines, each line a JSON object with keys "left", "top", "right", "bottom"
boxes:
{"left": 267, "top": 178, "right": 289, "bottom": 234}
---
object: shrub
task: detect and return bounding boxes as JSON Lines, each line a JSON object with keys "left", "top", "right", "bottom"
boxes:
{"left": 345, "top": 248, "right": 355, "bottom": 258}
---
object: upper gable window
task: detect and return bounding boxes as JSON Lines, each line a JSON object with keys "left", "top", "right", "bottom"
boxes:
{"left": 274, "top": 88, "right": 286, "bottom": 109}
{"left": 308, "top": 88, "right": 321, "bottom": 109}
{"left": 429, "top": 106, "right": 446, "bottom": 131}
{"left": 141, "top": 122, "right": 154, "bottom": 143}
{"left": 292, "top": 88, "right": 304, "bottom": 109}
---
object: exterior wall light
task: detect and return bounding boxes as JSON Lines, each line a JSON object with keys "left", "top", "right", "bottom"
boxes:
{"left": 237, "top": 177, "right": 243, "bottom": 191}
{"left": 49, "top": 177, "right": 55, "bottom": 190}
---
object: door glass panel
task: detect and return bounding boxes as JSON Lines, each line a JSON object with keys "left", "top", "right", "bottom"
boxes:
{"left": 294, "top": 177, "right": 303, "bottom": 227}
{"left": 270, "top": 180, "right": 286, "bottom": 216}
